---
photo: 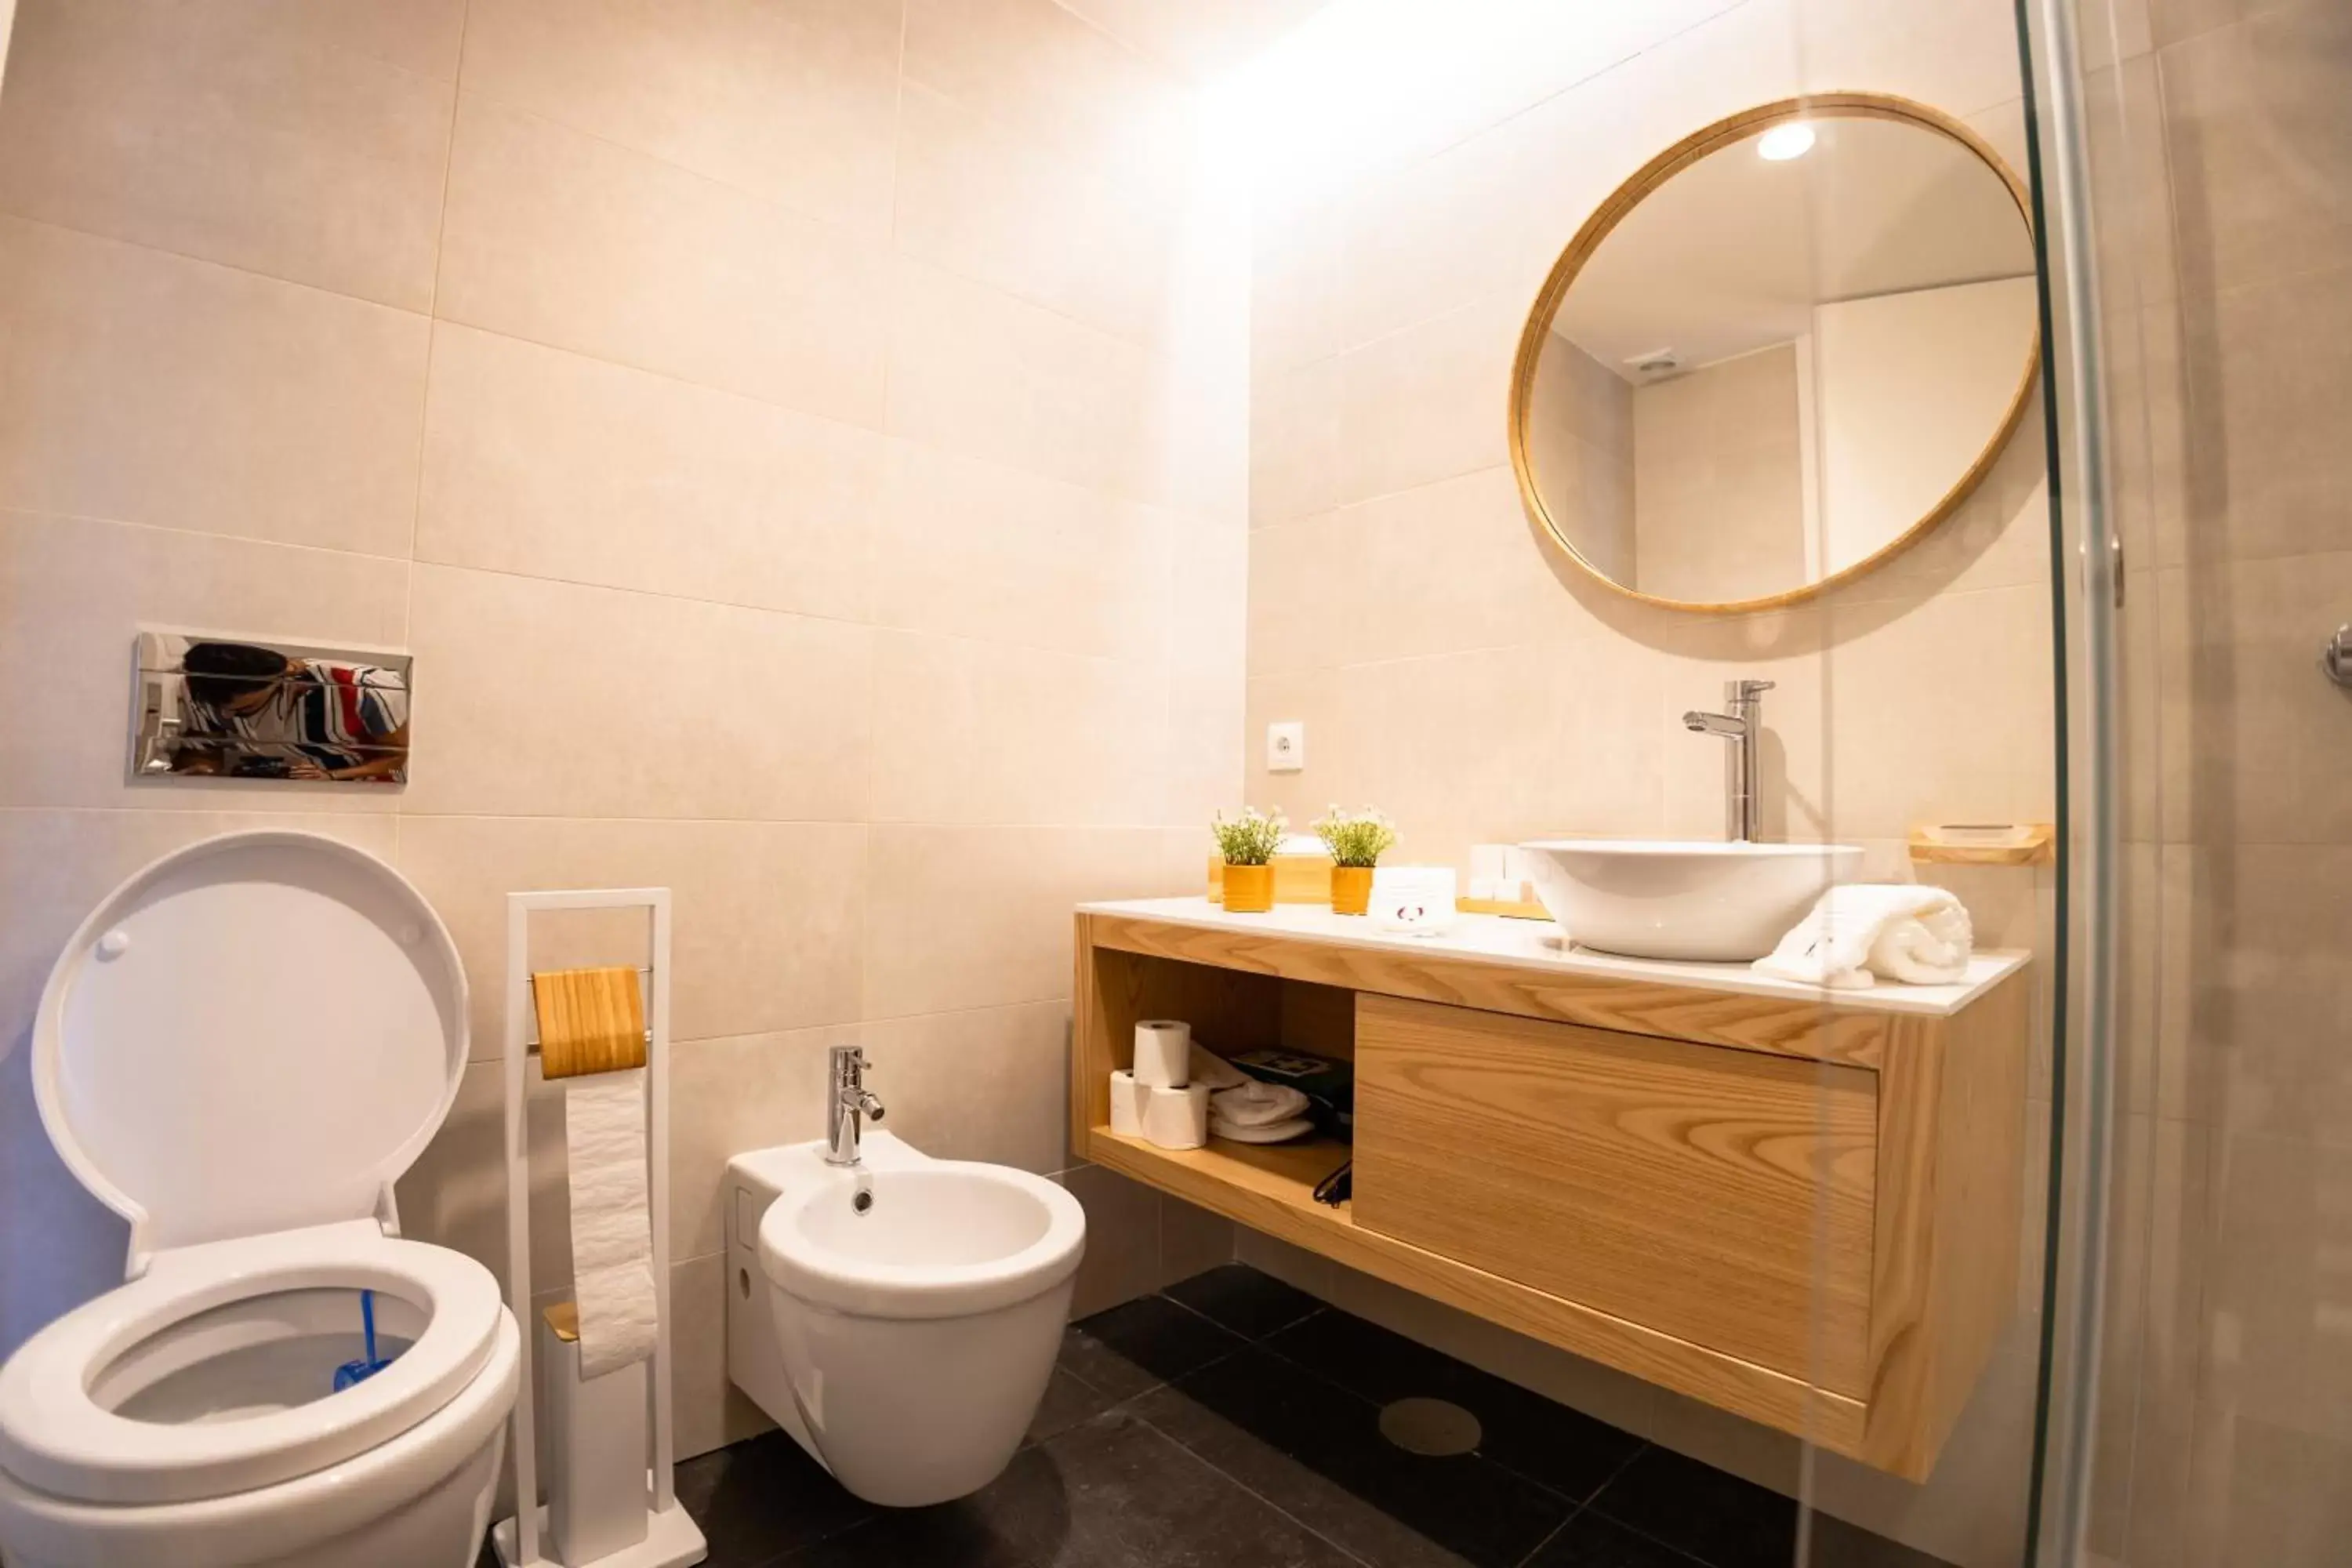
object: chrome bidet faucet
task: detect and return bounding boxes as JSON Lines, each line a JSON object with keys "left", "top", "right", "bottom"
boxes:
{"left": 1682, "top": 678, "right": 1774, "bottom": 843}
{"left": 824, "top": 1044, "right": 887, "bottom": 1166}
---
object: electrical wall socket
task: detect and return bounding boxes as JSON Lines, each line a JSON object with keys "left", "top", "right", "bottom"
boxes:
{"left": 1266, "top": 721, "right": 1305, "bottom": 773}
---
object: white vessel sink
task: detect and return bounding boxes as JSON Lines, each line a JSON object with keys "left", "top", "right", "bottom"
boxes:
{"left": 1519, "top": 840, "right": 1863, "bottom": 962}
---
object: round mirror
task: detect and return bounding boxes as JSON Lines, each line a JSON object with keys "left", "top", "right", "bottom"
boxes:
{"left": 1508, "top": 95, "right": 2038, "bottom": 612}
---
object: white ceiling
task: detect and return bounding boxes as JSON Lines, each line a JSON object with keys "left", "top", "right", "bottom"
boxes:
{"left": 1056, "top": 0, "right": 1339, "bottom": 76}
{"left": 1551, "top": 115, "right": 2035, "bottom": 379}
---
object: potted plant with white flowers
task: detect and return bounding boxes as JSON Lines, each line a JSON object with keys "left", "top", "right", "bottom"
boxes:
{"left": 1210, "top": 807, "right": 1287, "bottom": 913}
{"left": 1313, "top": 806, "right": 1397, "bottom": 916}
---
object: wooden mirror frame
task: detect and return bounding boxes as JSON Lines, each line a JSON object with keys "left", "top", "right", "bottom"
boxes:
{"left": 1506, "top": 93, "right": 2040, "bottom": 615}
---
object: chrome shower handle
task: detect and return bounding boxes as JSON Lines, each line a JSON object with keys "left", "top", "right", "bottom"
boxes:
{"left": 2325, "top": 625, "right": 2352, "bottom": 688}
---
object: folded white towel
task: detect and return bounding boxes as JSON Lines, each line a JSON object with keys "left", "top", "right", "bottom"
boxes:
{"left": 1189, "top": 1044, "right": 1249, "bottom": 1091}
{"left": 1210, "top": 1115, "right": 1316, "bottom": 1144}
{"left": 1753, "top": 884, "right": 1973, "bottom": 989}
{"left": 1210, "top": 1078, "right": 1311, "bottom": 1128}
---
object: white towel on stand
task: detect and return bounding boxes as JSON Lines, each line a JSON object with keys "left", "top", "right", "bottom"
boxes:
{"left": 1753, "top": 884, "right": 1973, "bottom": 989}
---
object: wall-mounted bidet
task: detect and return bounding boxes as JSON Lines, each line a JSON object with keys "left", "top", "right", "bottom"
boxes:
{"left": 722, "top": 1054, "right": 1084, "bottom": 1508}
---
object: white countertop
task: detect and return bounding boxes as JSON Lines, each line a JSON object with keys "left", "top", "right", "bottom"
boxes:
{"left": 1078, "top": 897, "right": 2030, "bottom": 1019}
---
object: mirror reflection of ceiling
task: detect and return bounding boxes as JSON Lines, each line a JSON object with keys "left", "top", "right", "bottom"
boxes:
{"left": 1553, "top": 116, "right": 2034, "bottom": 382}
{"left": 1519, "top": 107, "right": 2038, "bottom": 612}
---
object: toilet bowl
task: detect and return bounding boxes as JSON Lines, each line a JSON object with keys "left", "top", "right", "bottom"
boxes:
{"left": 0, "top": 832, "right": 516, "bottom": 1568}
{"left": 724, "top": 1134, "right": 1084, "bottom": 1508}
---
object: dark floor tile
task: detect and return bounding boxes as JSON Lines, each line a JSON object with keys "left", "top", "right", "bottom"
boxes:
{"left": 773, "top": 1500, "right": 1044, "bottom": 1568}
{"left": 1163, "top": 1263, "right": 1327, "bottom": 1340}
{"left": 1806, "top": 1515, "right": 1956, "bottom": 1568}
{"left": 1059, "top": 1294, "right": 1249, "bottom": 1401}
{"left": 1134, "top": 1346, "right": 1573, "bottom": 1568}
{"left": 962, "top": 1406, "right": 1363, "bottom": 1568}
{"left": 1523, "top": 1510, "right": 1708, "bottom": 1567}
{"left": 1585, "top": 1444, "right": 1792, "bottom": 1568}
{"left": 1263, "top": 1308, "right": 1643, "bottom": 1502}
{"left": 1027, "top": 1363, "right": 1126, "bottom": 1446}
{"left": 670, "top": 1428, "right": 877, "bottom": 1567}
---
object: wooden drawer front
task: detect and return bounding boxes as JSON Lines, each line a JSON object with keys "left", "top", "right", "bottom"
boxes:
{"left": 1352, "top": 995, "right": 1879, "bottom": 1397}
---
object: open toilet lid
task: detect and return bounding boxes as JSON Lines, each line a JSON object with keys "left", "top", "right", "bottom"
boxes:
{"left": 32, "top": 831, "right": 469, "bottom": 1258}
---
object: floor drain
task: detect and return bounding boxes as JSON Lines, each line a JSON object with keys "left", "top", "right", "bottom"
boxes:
{"left": 1378, "top": 1397, "right": 1481, "bottom": 1457}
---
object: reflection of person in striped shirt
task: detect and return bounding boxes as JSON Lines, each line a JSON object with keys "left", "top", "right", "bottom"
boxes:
{"left": 176, "top": 641, "right": 410, "bottom": 782}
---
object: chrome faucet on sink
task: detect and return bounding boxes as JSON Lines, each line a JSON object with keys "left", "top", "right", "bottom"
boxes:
{"left": 1682, "top": 678, "right": 1773, "bottom": 843}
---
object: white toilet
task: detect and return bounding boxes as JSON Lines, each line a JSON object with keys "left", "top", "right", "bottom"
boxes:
{"left": 0, "top": 831, "right": 518, "bottom": 1568}
{"left": 724, "top": 1134, "right": 1085, "bottom": 1507}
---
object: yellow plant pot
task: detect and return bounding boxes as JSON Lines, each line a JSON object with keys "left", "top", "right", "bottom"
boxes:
{"left": 1330, "top": 866, "right": 1374, "bottom": 916}
{"left": 1221, "top": 862, "right": 1276, "bottom": 913}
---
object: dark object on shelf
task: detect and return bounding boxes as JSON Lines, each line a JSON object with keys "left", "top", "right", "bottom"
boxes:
{"left": 1312, "top": 1160, "right": 1352, "bottom": 1207}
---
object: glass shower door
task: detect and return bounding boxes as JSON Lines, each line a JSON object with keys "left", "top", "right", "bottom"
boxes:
{"left": 2024, "top": 0, "right": 2352, "bottom": 1562}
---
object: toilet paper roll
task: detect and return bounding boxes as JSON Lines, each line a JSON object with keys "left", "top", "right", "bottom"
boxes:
{"left": 1142, "top": 1081, "right": 1210, "bottom": 1151}
{"left": 1108, "top": 1069, "right": 1149, "bottom": 1137}
{"left": 564, "top": 1068, "right": 659, "bottom": 1379}
{"left": 1133, "top": 1020, "right": 1192, "bottom": 1091}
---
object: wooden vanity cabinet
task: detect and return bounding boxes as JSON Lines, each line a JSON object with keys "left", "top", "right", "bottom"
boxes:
{"left": 1070, "top": 905, "right": 2031, "bottom": 1480}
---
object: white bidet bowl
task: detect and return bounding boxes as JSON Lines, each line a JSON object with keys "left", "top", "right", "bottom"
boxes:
{"left": 754, "top": 1151, "right": 1084, "bottom": 1508}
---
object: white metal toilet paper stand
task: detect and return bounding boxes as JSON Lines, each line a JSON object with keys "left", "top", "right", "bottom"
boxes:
{"left": 490, "top": 887, "right": 706, "bottom": 1568}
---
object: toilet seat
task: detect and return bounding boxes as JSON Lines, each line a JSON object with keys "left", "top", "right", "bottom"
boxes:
{"left": 0, "top": 829, "right": 500, "bottom": 1547}
{"left": 0, "top": 1221, "right": 503, "bottom": 1508}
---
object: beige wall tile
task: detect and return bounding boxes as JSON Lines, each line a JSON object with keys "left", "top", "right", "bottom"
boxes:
{"left": 1055, "top": 1161, "right": 1163, "bottom": 1317}
{"left": 418, "top": 324, "right": 882, "bottom": 622}
{"left": 900, "top": 0, "right": 1189, "bottom": 180}
{"left": 0, "top": 217, "right": 429, "bottom": 554}
{"left": 2177, "top": 268, "right": 2352, "bottom": 562}
{"left": 1160, "top": 1195, "right": 1234, "bottom": 1283}
{"left": 2172, "top": 551, "right": 2352, "bottom": 843}
{"left": 670, "top": 1250, "right": 776, "bottom": 1460}
{"left": 869, "top": 630, "right": 1167, "bottom": 828}
{"left": 0, "top": 511, "right": 410, "bottom": 810}
{"left": 863, "top": 1000, "right": 1071, "bottom": 1175}
{"left": 670, "top": 1026, "right": 837, "bottom": 1259}
{"left": 1818, "top": 584, "right": 2058, "bottom": 841}
{"left": 2200, "top": 1131, "right": 2352, "bottom": 1443}
{"left": 81, "top": 0, "right": 474, "bottom": 82}
{"left": 2147, "top": 0, "right": 2263, "bottom": 48}
{"left": 401, "top": 564, "right": 872, "bottom": 822}
{"left": 1247, "top": 353, "right": 1346, "bottom": 528}
{"left": 1163, "top": 517, "right": 1249, "bottom": 829}
{"left": 1242, "top": 666, "right": 1348, "bottom": 831}
{"left": 1332, "top": 645, "right": 1560, "bottom": 871}
{"left": 396, "top": 1055, "right": 574, "bottom": 1295}
{"left": 1334, "top": 292, "right": 1525, "bottom": 507}
{"left": 870, "top": 441, "right": 1170, "bottom": 664}
{"left": 2161, "top": 844, "right": 2352, "bottom": 1139}
{"left": 884, "top": 256, "right": 1167, "bottom": 503}
{"left": 863, "top": 825, "right": 1166, "bottom": 1018}
{"left": 893, "top": 82, "right": 1178, "bottom": 348}
{"left": 394, "top": 816, "right": 866, "bottom": 1058}
{"left": 2158, "top": 2, "right": 2352, "bottom": 300}
{"left": 437, "top": 94, "right": 891, "bottom": 425}
{"left": 459, "top": 0, "right": 900, "bottom": 236}
{"left": 2182, "top": 1410, "right": 2352, "bottom": 1568}
{"left": 0, "top": 0, "right": 456, "bottom": 309}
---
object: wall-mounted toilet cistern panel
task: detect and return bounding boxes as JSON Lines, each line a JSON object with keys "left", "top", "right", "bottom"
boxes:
{"left": 0, "top": 830, "right": 518, "bottom": 1568}
{"left": 724, "top": 1128, "right": 1086, "bottom": 1510}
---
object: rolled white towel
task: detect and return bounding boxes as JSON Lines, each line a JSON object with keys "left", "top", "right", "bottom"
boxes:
{"left": 1210, "top": 1078, "right": 1311, "bottom": 1128}
{"left": 1754, "top": 884, "right": 1973, "bottom": 989}
{"left": 1210, "top": 1115, "right": 1316, "bottom": 1144}
{"left": 1188, "top": 1044, "right": 1249, "bottom": 1091}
